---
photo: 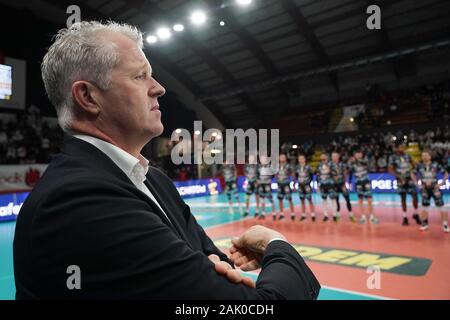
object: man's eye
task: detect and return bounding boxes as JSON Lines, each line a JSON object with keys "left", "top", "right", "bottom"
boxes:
{"left": 136, "top": 73, "right": 147, "bottom": 79}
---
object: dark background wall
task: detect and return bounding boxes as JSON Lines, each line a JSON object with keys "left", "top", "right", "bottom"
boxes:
{"left": 0, "top": 3, "right": 197, "bottom": 138}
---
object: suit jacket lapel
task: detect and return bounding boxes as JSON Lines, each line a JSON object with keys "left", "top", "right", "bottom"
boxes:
{"left": 143, "top": 179, "right": 192, "bottom": 249}
{"left": 62, "top": 134, "right": 186, "bottom": 240}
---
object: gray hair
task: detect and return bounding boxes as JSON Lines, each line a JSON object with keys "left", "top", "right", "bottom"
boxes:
{"left": 41, "top": 21, "right": 144, "bottom": 131}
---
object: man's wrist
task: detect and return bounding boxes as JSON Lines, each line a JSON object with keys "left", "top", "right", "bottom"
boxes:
{"left": 268, "top": 237, "right": 287, "bottom": 245}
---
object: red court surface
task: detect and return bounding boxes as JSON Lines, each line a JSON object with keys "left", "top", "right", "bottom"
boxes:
{"left": 205, "top": 204, "right": 450, "bottom": 300}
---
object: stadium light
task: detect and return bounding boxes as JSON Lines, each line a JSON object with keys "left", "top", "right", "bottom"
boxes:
{"left": 219, "top": 21, "right": 226, "bottom": 27}
{"left": 173, "top": 24, "right": 184, "bottom": 32}
{"left": 211, "top": 132, "right": 218, "bottom": 137}
{"left": 292, "top": 145, "right": 298, "bottom": 149}
{"left": 175, "top": 129, "right": 182, "bottom": 134}
{"left": 349, "top": 117, "right": 354, "bottom": 123}
{"left": 194, "top": 130, "right": 201, "bottom": 136}
{"left": 236, "top": 0, "right": 252, "bottom": 6}
{"left": 216, "top": 135, "right": 222, "bottom": 140}
{"left": 146, "top": 35, "right": 158, "bottom": 44}
{"left": 156, "top": 27, "right": 171, "bottom": 40}
{"left": 190, "top": 10, "right": 207, "bottom": 25}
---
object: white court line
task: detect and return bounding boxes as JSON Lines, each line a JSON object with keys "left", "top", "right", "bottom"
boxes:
{"left": 320, "top": 285, "right": 395, "bottom": 300}
{"left": 240, "top": 271, "right": 395, "bottom": 300}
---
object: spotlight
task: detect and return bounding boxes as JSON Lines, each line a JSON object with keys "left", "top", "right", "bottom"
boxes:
{"left": 173, "top": 24, "right": 184, "bottom": 32}
{"left": 175, "top": 129, "right": 182, "bottom": 134}
{"left": 219, "top": 21, "right": 225, "bottom": 27}
{"left": 292, "top": 145, "right": 298, "bottom": 149}
{"left": 156, "top": 27, "right": 171, "bottom": 40}
{"left": 349, "top": 117, "right": 354, "bottom": 123}
{"left": 194, "top": 130, "right": 201, "bottom": 136}
{"left": 211, "top": 132, "right": 218, "bottom": 137}
{"left": 146, "top": 35, "right": 158, "bottom": 44}
{"left": 216, "top": 135, "right": 222, "bottom": 140}
{"left": 191, "top": 10, "right": 207, "bottom": 25}
{"left": 236, "top": 0, "right": 252, "bottom": 6}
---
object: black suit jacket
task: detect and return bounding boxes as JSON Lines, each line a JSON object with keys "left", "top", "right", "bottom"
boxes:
{"left": 13, "top": 134, "right": 320, "bottom": 299}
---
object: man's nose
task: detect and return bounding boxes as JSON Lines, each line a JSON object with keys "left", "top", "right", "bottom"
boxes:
{"left": 149, "top": 78, "right": 166, "bottom": 97}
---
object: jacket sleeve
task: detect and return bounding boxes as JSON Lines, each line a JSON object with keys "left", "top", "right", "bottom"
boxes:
{"left": 190, "top": 208, "right": 234, "bottom": 265}
{"left": 30, "top": 177, "right": 320, "bottom": 300}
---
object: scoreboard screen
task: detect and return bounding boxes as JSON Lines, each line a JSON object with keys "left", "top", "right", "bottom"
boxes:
{"left": 0, "top": 64, "right": 12, "bottom": 100}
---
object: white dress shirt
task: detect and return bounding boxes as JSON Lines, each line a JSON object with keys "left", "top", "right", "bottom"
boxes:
{"left": 72, "top": 134, "right": 171, "bottom": 224}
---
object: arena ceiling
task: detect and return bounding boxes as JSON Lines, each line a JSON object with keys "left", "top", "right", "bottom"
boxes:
{"left": 2, "top": 0, "right": 450, "bottom": 129}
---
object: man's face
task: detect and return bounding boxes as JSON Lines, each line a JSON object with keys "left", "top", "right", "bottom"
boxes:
{"left": 260, "top": 155, "right": 268, "bottom": 165}
{"left": 332, "top": 152, "right": 339, "bottom": 163}
{"left": 248, "top": 154, "right": 256, "bottom": 164}
{"left": 355, "top": 152, "right": 362, "bottom": 160}
{"left": 422, "top": 152, "right": 431, "bottom": 163}
{"left": 396, "top": 145, "right": 405, "bottom": 154}
{"left": 96, "top": 32, "right": 166, "bottom": 143}
{"left": 320, "top": 154, "right": 328, "bottom": 163}
{"left": 298, "top": 155, "right": 305, "bottom": 165}
{"left": 279, "top": 154, "right": 287, "bottom": 164}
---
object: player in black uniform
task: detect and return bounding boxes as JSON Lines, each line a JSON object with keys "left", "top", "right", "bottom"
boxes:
{"left": 221, "top": 160, "right": 242, "bottom": 214}
{"left": 331, "top": 151, "right": 355, "bottom": 222}
{"left": 388, "top": 143, "right": 420, "bottom": 226}
{"left": 275, "top": 153, "right": 294, "bottom": 221}
{"left": 316, "top": 153, "right": 338, "bottom": 222}
{"left": 348, "top": 150, "right": 379, "bottom": 224}
{"left": 244, "top": 154, "right": 259, "bottom": 217}
{"left": 256, "top": 155, "right": 275, "bottom": 219}
{"left": 295, "top": 154, "right": 316, "bottom": 221}
{"left": 412, "top": 150, "right": 449, "bottom": 233}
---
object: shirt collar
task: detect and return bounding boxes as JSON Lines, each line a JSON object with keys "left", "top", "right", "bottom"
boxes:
{"left": 72, "top": 134, "right": 149, "bottom": 180}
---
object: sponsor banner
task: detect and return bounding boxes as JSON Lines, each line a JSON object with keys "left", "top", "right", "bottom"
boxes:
{"left": 214, "top": 238, "right": 432, "bottom": 276}
{"left": 174, "top": 178, "right": 222, "bottom": 198}
{"left": 237, "top": 173, "right": 450, "bottom": 194}
{"left": 0, "top": 192, "right": 28, "bottom": 222}
{"left": 0, "top": 178, "right": 222, "bottom": 223}
{"left": 0, "top": 164, "right": 48, "bottom": 192}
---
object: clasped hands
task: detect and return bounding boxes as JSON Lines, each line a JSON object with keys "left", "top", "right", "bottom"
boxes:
{"left": 208, "top": 225, "right": 286, "bottom": 288}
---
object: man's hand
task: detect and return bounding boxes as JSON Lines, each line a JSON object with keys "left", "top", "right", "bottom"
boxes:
{"left": 229, "top": 225, "right": 286, "bottom": 272}
{"left": 208, "top": 254, "right": 255, "bottom": 288}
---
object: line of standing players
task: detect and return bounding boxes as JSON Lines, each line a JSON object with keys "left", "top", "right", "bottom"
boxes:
{"left": 220, "top": 146, "right": 449, "bottom": 233}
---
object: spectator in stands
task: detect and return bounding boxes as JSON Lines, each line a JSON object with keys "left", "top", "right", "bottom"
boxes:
{"left": 5, "top": 145, "right": 17, "bottom": 164}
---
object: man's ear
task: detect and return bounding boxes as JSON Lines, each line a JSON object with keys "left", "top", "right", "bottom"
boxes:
{"left": 71, "top": 81, "right": 102, "bottom": 116}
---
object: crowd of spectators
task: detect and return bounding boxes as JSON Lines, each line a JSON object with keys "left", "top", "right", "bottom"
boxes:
{"left": 286, "top": 126, "right": 450, "bottom": 172}
{"left": 2, "top": 113, "right": 448, "bottom": 176}
{"left": 0, "top": 112, "right": 62, "bottom": 165}
{"left": 359, "top": 80, "right": 450, "bottom": 129}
